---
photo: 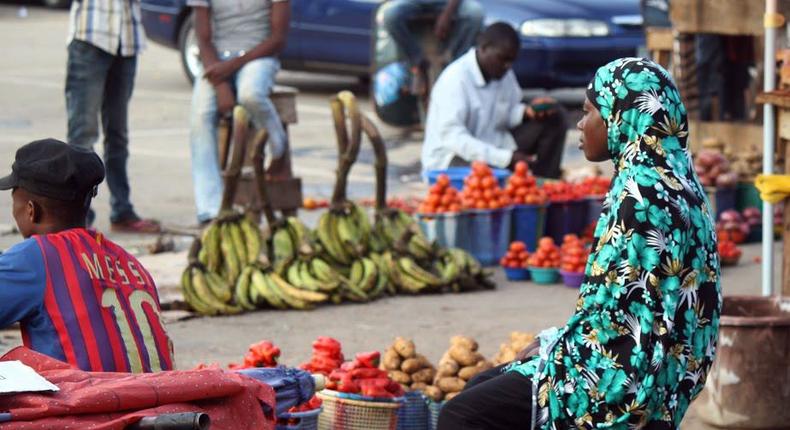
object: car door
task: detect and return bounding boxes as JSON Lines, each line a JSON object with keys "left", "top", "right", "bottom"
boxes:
{"left": 289, "top": 0, "right": 381, "bottom": 72}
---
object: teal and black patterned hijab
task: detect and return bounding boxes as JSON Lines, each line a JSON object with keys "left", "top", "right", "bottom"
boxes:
{"left": 510, "top": 58, "right": 721, "bottom": 429}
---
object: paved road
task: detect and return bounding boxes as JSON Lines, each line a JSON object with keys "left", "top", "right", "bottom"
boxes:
{"left": 0, "top": 6, "right": 775, "bottom": 429}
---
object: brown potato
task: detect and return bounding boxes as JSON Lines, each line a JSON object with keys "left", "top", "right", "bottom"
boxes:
{"left": 401, "top": 355, "right": 430, "bottom": 374}
{"left": 436, "top": 361, "right": 460, "bottom": 379}
{"left": 393, "top": 337, "right": 416, "bottom": 359}
{"left": 410, "top": 382, "right": 428, "bottom": 392}
{"left": 444, "top": 391, "right": 460, "bottom": 401}
{"left": 411, "top": 367, "right": 437, "bottom": 384}
{"left": 389, "top": 370, "right": 411, "bottom": 385}
{"left": 458, "top": 360, "right": 493, "bottom": 381}
{"left": 423, "top": 385, "right": 444, "bottom": 402}
{"left": 449, "top": 345, "right": 483, "bottom": 367}
{"left": 383, "top": 347, "right": 402, "bottom": 371}
{"left": 450, "top": 335, "right": 479, "bottom": 351}
{"left": 436, "top": 377, "right": 466, "bottom": 393}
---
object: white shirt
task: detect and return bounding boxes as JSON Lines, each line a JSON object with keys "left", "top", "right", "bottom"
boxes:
{"left": 69, "top": 0, "right": 146, "bottom": 56}
{"left": 422, "top": 49, "right": 527, "bottom": 172}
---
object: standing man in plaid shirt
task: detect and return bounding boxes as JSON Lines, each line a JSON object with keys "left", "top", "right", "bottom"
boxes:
{"left": 65, "top": 0, "right": 161, "bottom": 233}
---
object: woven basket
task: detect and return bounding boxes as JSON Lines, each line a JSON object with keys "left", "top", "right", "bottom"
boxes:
{"left": 277, "top": 407, "right": 322, "bottom": 430}
{"left": 426, "top": 400, "right": 444, "bottom": 430}
{"left": 317, "top": 390, "right": 402, "bottom": 430}
{"left": 396, "top": 391, "right": 429, "bottom": 430}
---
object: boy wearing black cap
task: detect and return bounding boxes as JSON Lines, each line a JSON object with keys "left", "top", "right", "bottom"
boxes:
{"left": 0, "top": 139, "right": 174, "bottom": 373}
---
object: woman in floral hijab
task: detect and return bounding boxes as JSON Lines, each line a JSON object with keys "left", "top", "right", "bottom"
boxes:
{"left": 439, "top": 58, "right": 721, "bottom": 429}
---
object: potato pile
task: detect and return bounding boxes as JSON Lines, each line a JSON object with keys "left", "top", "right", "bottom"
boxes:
{"left": 492, "top": 331, "right": 535, "bottom": 365}
{"left": 430, "top": 336, "right": 492, "bottom": 402}
{"left": 381, "top": 337, "right": 437, "bottom": 395}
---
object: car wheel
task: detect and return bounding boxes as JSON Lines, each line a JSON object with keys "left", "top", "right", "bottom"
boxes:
{"left": 42, "top": 0, "right": 70, "bottom": 8}
{"left": 178, "top": 13, "right": 202, "bottom": 85}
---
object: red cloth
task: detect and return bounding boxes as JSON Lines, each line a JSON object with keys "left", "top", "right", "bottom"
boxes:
{"left": 0, "top": 347, "right": 276, "bottom": 430}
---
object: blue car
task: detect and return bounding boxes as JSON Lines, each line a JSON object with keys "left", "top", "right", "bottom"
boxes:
{"left": 140, "top": 0, "right": 643, "bottom": 89}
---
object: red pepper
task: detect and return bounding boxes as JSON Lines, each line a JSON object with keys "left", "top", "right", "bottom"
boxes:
{"left": 360, "top": 385, "right": 393, "bottom": 398}
{"left": 247, "top": 340, "right": 281, "bottom": 367}
{"left": 355, "top": 351, "right": 381, "bottom": 369}
{"left": 350, "top": 368, "right": 387, "bottom": 380}
{"left": 337, "top": 373, "right": 360, "bottom": 393}
{"left": 386, "top": 380, "right": 405, "bottom": 396}
{"left": 340, "top": 360, "right": 362, "bottom": 372}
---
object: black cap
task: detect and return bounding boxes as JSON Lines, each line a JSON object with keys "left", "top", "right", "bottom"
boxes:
{"left": 0, "top": 138, "right": 105, "bottom": 201}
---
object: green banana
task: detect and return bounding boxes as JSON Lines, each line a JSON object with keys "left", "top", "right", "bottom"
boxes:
{"left": 251, "top": 268, "right": 287, "bottom": 309}
{"left": 265, "top": 272, "right": 314, "bottom": 309}
{"left": 358, "top": 257, "right": 379, "bottom": 292}
{"left": 192, "top": 268, "right": 242, "bottom": 314}
{"left": 296, "top": 261, "right": 327, "bottom": 292}
{"left": 201, "top": 223, "right": 222, "bottom": 273}
{"left": 181, "top": 267, "right": 216, "bottom": 316}
{"left": 239, "top": 217, "right": 262, "bottom": 264}
{"left": 228, "top": 222, "right": 248, "bottom": 268}
{"left": 317, "top": 212, "right": 351, "bottom": 265}
{"left": 234, "top": 266, "right": 256, "bottom": 310}
{"left": 220, "top": 223, "right": 241, "bottom": 283}
{"left": 205, "top": 270, "right": 233, "bottom": 303}
{"left": 270, "top": 272, "right": 328, "bottom": 303}
{"left": 398, "top": 256, "right": 443, "bottom": 287}
{"left": 271, "top": 227, "right": 296, "bottom": 264}
{"left": 310, "top": 258, "right": 343, "bottom": 291}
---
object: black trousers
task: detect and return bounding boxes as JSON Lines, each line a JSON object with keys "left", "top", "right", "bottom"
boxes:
{"left": 437, "top": 364, "right": 534, "bottom": 430}
{"left": 448, "top": 109, "right": 567, "bottom": 179}
{"left": 512, "top": 109, "right": 567, "bottom": 179}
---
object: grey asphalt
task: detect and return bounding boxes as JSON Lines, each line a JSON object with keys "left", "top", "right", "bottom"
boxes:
{"left": 0, "top": 6, "right": 780, "bottom": 429}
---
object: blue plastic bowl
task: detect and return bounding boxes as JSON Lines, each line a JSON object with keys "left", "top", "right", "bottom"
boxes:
{"left": 528, "top": 267, "right": 559, "bottom": 284}
{"left": 559, "top": 270, "right": 585, "bottom": 288}
{"left": 511, "top": 204, "right": 548, "bottom": 252}
{"left": 504, "top": 267, "right": 530, "bottom": 281}
{"left": 425, "top": 167, "right": 510, "bottom": 190}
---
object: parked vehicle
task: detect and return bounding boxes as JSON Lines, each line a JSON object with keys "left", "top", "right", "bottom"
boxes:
{"left": 140, "top": 0, "right": 643, "bottom": 88}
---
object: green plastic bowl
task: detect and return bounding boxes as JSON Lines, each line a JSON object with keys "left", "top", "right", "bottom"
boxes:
{"left": 528, "top": 267, "right": 560, "bottom": 284}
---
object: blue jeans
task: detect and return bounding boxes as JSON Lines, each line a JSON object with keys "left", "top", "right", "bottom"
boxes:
{"left": 65, "top": 40, "right": 138, "bottom": 223}
{"left": 381, "top": 0, "right": 484, "bottom": 65}
{"left": 190, "top": 55, "right": 286, "bottom": 223}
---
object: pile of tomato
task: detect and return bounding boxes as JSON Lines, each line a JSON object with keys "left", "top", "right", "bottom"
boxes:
{"left": 542, "top": 181, "right": 585, "bottom": 203}
{"left": 499, "top": 241, "right": 529, "bottom": 269}
{"left": 717, "top": 240, "right": 742, "bottom": 266}
{"left": 461, "top": 161, "right": 511, "bottom": 210}
{"left": 559, "top": 235, "right": 589, "bottom": 273}
{"left": 575, "top": 176, "right": 611, "bottom": 197}
{"left": 527, "top": 237, "right": 561, "bottom": 268}
{"left": 503, "top": 161, "right": 548, "bottom": 206}
{"left": 418, "top": 174, "right": 462, "bottom": 214}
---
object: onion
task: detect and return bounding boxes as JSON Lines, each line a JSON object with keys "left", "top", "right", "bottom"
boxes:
{"left": 715, "top": 172, "right": 738, "bottom": 188}
{"left": 742, "top": 207, "right": 761, "bottom": 219}
{"left": 719, "top": 210, "right": 742, "bottom": 223}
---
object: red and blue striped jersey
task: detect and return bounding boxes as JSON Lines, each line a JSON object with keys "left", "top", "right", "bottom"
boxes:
{"left": 0, "top": 228, "right": 173, "bottom": 373}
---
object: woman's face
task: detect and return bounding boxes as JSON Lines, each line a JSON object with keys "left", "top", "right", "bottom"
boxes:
{"left": 577, "top": 97, "right": 609, "bottom": 162}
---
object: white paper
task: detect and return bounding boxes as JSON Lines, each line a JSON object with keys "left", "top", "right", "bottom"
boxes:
{"left": 0, "top": 361, "right": 59, "bottom": 394}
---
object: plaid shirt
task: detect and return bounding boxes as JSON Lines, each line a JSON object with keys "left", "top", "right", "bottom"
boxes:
{"left": 68, "top": 0, "right": 146, "bottom": 56}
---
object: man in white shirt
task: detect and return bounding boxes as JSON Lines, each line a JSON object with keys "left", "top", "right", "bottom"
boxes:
{"left": 421, "top": 23, "right": 567, "bottom": 178}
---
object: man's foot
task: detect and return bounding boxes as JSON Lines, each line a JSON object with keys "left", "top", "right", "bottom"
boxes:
{"left": 110, "top": 218, "right": 162, "bottom": 234}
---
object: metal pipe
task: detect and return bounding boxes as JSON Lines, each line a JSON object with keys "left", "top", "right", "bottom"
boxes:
{"left": 763, "top": 0, "right": 778, "bottom": 297}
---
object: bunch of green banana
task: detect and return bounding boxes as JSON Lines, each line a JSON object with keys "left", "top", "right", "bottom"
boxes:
{"left": 441, "top": 248, "right": 496, "bottom": 292}
{"left": 235, "top": 261, "right": 329, "bottom": 311}
{"left": 341, "top": 254, "right": 388, "bottom": 301}
{"left": 198, "top": 213, "right": 262, "bottom": 285}
{"left": 266, "top": 216, "right": 312, "bottom": 268}
{"left": 372, "top": 209, "right": 436, "bottom": 261}
{"left": 180, "top": 263, "right": 244, "bottom": 316}
{"left": 316, "top": 202, "right": 371, "bottom": 266}
{"left": 283, "top": 254, "right": 346, "bottom": 294}
{"left": 382, "top": 251, "right": 445, "bottom": 294}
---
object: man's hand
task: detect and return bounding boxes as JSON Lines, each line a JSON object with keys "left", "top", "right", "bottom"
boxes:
{"left": 203, "top": 58, "right": 242, "bottom": 87}
{"left": 525, "top": 96, "right": 559, "bottom": 121}
{"left": 434, "top": 11, "right": 453, "bottom": 40}
{"left": 515, "top": 340, "right": 540, "bottom": 361}
{"left": 215, "top": 83, "right": 236, "bottom": 115}
{"left": 508, "top": 151, "right": 533, "bottom": 170}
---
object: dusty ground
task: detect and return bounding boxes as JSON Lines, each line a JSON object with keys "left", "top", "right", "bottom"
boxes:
{"left": 0, "top": 5, "right": 782, "bottom": 429}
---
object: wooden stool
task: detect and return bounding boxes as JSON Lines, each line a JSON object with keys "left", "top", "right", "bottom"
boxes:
{"left": 223, "top": 85, "right": 303, "bottom": 220}
{"left": 646, "top": 27, "right": 674, "bottom": 69}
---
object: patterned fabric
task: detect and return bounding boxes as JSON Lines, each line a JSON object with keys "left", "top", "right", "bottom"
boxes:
{"left": 508, "top": 58, "right": 721, "bottom": 429}
{"left": 68, "top": 0, "right": 146, "bottom": 56}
